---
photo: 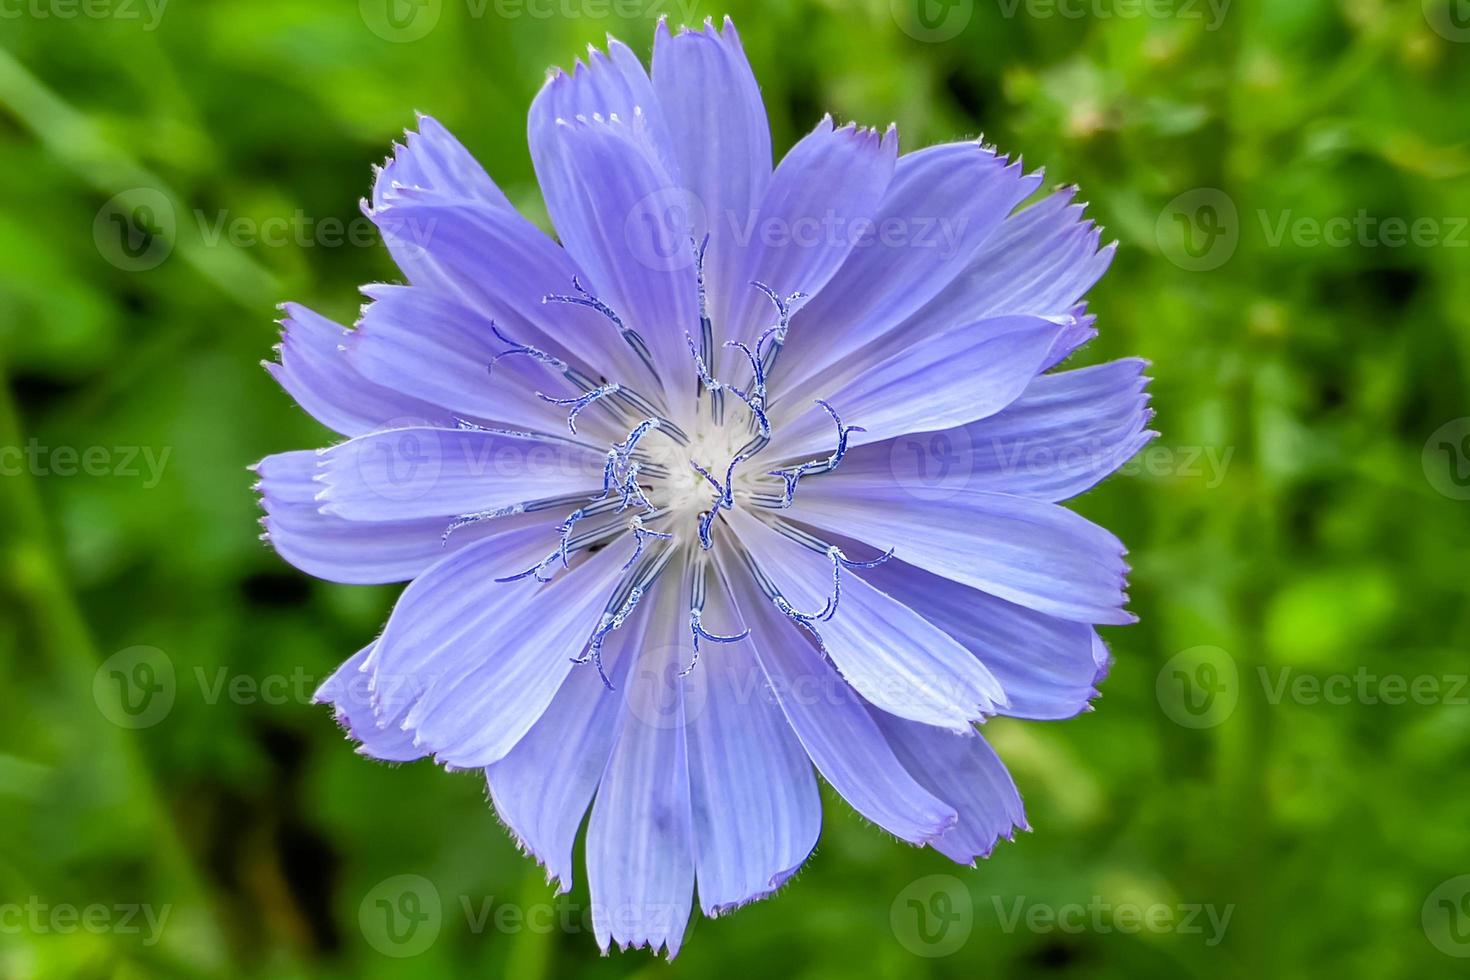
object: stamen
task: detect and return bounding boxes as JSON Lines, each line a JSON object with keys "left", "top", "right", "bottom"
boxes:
{"left": 693, "top": 234, "right": 711, "bottom": 321}
{"left": 684, "top": 334, "right": 769, "bottom": 438}
{"left": 692, "top": 235, "right": 727, "bottom": 425}
{"left": 600, "top": 382, "right": 689, "bottom": 445}
{"left": 772, "top": 523, "right": 897, "bottom": 622}
{"left": 811, "top": 399, "right": 864, "bottom": 471}
{"left": 440, "top": 503, "right": 526, "bottom": 544}
{"left": 565, "top": 508, "right": 666, "bottom": 553}
{"left": 749, "top": 280, "right": 807, "bottom": 377}
{"left": 447, "top": 421, "right": 603, "bottom": 460}
{"left": 763, "top": 399, "right": 865, "bottom": 507}
{"left": 576, "top": 587, "right": 645, "bottom": 688}
{"left": 749, "top": 281, "right": 805, "bottom": 339}
{"left": 494, "top": 505, "right": 634, "bottom": 584}
{"left": 485, "top": 322, "right": 674, "bottom": 442}
{"left": 765, "top": 468, "right": 802, "bottom": 509}
{"left": 543, "top": 275, "right": 624, "bottom": 330}
{"left": 834, "top": 546, "right": 896, "bottom": 569}
{"left": 690, "top": 459, "right": 727, "bottom": 500}
{"left": 723, "top": 340, "right": 764, "bottom": 398}
{"left": 537, "top": 383, "right": 622, "bottom": 435}
{"left": 684, "top": 609, "right": 749, "bottom": 676}
{"left": 599, "top": 449, "right": 620, "bottom": 497}
{"left": 558, "top": 508, "right": 588, "bottom": 568}
{"left": 743, "top": 491, "right": 791, "bottom": 509}
{"left": 721, "top": 441, "right": 766, "bottom": 503}
{"left": 487, "top": 323, "right": 567, "bottom": 375}
{"left": 615, "top": 462, "right": 654, "bottom": 513}
{"left": 697, "top": 506, "right": 719, "bottom": 551}
{"left": 685, "top": 331, "right": 723, "bottom": 393}
{"left": 733, "top": 540, "right": 831, "bottom": 637}
{"left": 573, "top": 545, "right": 675, "bottom": 689}
{"left": 621, "top": 515, "right": 674, "bottom": 571}
{"left": 687, "top": 456, "right": 733, "bottom": 550}
{"left": 613, "top": 418, "right": 661, "bottom": 464}
{"left": 495, "top": 552, "right": 563, "bottom": 584}
{"left": 724, "top": 385, "right": 771, "bottom": 439}
{"left": 543, "top": 276, "right": 659, "bottom": 380}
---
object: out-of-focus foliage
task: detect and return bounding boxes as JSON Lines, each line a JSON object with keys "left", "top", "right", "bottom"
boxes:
{"left": 1, "top": 1, "right": 1468, "bottom": 977}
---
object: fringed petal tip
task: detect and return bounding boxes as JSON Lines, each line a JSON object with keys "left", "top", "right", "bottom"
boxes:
{"left": 597, "top": 923, "right": 688, "bottom": 960}
{"left": 820, "top": 118, "right": 900, "bottom": 153}
{"left": 657, "top": 13, "right": 740, "bottom": 39}
{"left": 322, "top": 703, "right": 411, "bottom": 766}
{"left": 940, "top": 819, "right": 1031, "bottom": 867}
{"left": 486, "top": 804, "right": 576, "bottom": 896}
{"left": 1091, "top": 632, "right": 1115, "bottom": 685}
{"left": 699, "top": 847, "right": 816, "bottom": 920}
{"left": 919, "top": 809, "right": 962, "bottom": 847}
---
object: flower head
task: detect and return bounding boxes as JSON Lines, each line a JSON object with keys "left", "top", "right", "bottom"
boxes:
{"left": 256, "top": 16, "right": 1153, "bottom": 957}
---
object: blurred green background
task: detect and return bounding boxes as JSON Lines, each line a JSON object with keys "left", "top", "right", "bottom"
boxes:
{"left": 2, "top": 0, "right": 1469, "bottom": 977}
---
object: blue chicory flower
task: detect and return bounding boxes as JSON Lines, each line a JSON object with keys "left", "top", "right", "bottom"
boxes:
{"left": 254, "top": 16, "right": 1153, "bottom": 957}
